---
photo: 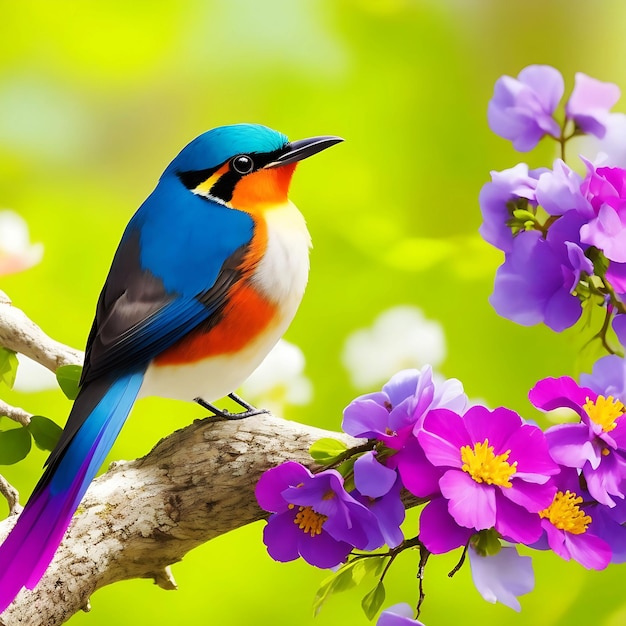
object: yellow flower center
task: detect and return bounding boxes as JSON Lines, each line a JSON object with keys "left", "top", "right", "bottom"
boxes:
{"left": 289, "top": 505, "right": 328, "bottom": 536}
{"left": 539, "top": 490, "right": 591, "bottom": 535}
{"left": 583, "top": 395, "right": 625, "bottom": 432}
{"left": 460, "top": 439, "right": 517, "bottom": 488}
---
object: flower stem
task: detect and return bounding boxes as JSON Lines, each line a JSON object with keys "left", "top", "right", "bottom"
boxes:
{"left": 447, "top": 543, "right": 469, "bottom": 578}
{"left": 416, "top": 544, "right": 430, "bottom": 618}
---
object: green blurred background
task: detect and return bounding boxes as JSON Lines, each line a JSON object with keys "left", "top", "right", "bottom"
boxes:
{"left": 2, "top": 0, "right": 626, "bottom": 624}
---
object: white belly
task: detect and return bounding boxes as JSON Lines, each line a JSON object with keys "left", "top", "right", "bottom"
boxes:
{"left": 140, "top": 319, "right": 291, "bottom": 402}
{"left": 140, "top": 200, "right": 311, "bottom": 402}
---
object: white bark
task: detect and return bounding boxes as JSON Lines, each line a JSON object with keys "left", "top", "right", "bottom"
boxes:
{"left": 0, "top": 291, "right": 84, "bottom": 372}
{"left": 0, "top": 290, "right": 84, "bottom": 426}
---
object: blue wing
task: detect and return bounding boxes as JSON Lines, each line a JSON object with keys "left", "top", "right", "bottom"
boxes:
{"left": 50, "top": 185, "right": 254, "bottom": 468}
{"left": 82, "top": 182, "right": 255, "bottom": 383}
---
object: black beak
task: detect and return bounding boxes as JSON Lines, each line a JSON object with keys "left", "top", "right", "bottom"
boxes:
{"left": 265, "top": 135, "right": 344, "bottom": 168}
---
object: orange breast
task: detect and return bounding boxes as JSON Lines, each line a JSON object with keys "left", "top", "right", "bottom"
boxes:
{"left": 154, "top": 283, "right": 279, "bottom": 365}
{"left": 230, "top": 163, "right": 296, "bottom": 209}
{"left": 155, "top": 164, "right": 296, "bottom": 367}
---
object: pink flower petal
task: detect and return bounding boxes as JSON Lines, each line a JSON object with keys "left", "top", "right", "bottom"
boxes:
{"left": 439, "top": 470, "right": 496, "bottom": 530}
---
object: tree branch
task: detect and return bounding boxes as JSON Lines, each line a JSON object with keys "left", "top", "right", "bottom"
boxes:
{"left": 0, "top": 476, "right": 21, "bottom": 517}
{"left": 0, "top": 290, "right": 83, "bottom": 372}
{"left": 0, "top": 400, "right": 31, "bottom": 427}
{"left": 0, "top": 293, "right": 417, "bottom": 626}
{"left": 0, "top": 414, "right": 364, "bottom": 626}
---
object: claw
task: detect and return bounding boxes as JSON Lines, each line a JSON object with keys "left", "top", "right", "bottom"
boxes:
{"left": 194, "top": 393, "right": 269, "bottom": 420}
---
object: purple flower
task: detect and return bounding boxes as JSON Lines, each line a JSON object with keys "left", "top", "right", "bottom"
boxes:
{"left": 530, "top": 376, "right": 626, "bottom": 506}
{"left": 468, "top": 545, "right": 534, "bottom": 611}
{"left": 581, "top": 352, "right": 626, "bottom": 400}
{"left": 534, "top": 467, "right": 611, "bottom": 570}
{"left": 613, "top": 315, "right": 626, "bottom": 349}
{"left": 479, "top": 164, "right": 542, "bottom": 252}
{"left": 356, "top": 477, "right": 406, "bottom": 549}
{"left": 489, "top": 211, "right": 592, "bottom": 332}
{"left": 488, "top": 65, "right": 563, "bottom": 151}
{"left": 565, "top": 73, "right": 621, "bottom": 138}
{"left": 582, "top": 113, "right": 626, "bottom": 168}
{"left": 255, "top": 461, "right": 383, "bottom": 568}
{"left": 415, "top": 405, "right": 558, "bottom": 544}
{"left": 354, "top": 450, "right": 398, "bottom": 498}
{"left": 342, "top": 366, "right": 467, "bottom": 450}
{"left": 586, "top": 497, "right": 626, "bottom": 563}
{"left": 535, "top": 159, "right": 591, "bottom": 216}
{"left": 377, "top": 604, "right": 425, "bottom": 626}
{"left": 579, "top": 165, "right": 626, "bottom": 263}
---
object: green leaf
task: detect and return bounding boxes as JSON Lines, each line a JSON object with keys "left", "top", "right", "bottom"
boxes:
{"left": 337, "top": 456, "right": 357, "bottom": 490}
{"left": 0, "top": 347, "right": 19, "bottom": 389}
{"left": 27, "top": 415, "right": 62, "bottom": 451}
{"left": 309, "top": 437, "right": 348, "bottom": 465}
{"left": 313, "top": 571, "right": 340, "bottom": 617}
{"left": 313, "top": 559, "right": 364, "bottom": 616}
{"left": 361, "top": 581, "right": 386, "bottom": 621}
{"left": 361, "top": 555, "right": 386, "bottom": 578}
{"left": 56, "top": 364, "right": 83, "bottom": 400}
{"left": 0, "top": 427, "right": 32, "bottom": 465}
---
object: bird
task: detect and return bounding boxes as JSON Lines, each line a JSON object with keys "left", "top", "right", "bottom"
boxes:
{"left": 0, "top": 123, "right": 343, "bottom": 612}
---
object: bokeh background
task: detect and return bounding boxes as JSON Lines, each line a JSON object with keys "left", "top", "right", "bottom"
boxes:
{"left": 2, "top": 0, "right": 626, "bottom": 624}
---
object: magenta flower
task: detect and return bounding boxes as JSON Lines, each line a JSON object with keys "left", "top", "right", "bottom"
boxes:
{"left": 579, "top": 165, "right": 626, "bottom": 263}
{"left": 606, "top": 262, "right": 626, "bottom": 300}
{"left": 488, "top": 65, "right": 563, "bottom": 151}
{"left": 530, "top": 376, "right": 626, "bottom": 506}
{"left": 418, "top": 496, "right": 472, "bottom": 554}
{"left": 342, "top": 366, "right": 466, "bottom": 450}
{"left": 565, "top": 73, "right": 621, "bottom": 138}
{"left": 396, "top": 435, "right": 443, "bottom": 501}
{"left": 415, "top": 405, "right": 558, "bottom": 544}
{"left": 479, "top": 164, "right": 542, "bottom": 252}
{"left": 534, "top": 467, "right": 611, "bottom": 570}
{"left": 377, "top": 604, "right": 425, "bottom": 626}
{"left": 255, "top": 461, "right": 383, "bottom": 568}
{"left": 489, "top": 211, "right": 592, "bottom": 332}
{"left": 468, "top": 545, "right": 534, "bottom": 611}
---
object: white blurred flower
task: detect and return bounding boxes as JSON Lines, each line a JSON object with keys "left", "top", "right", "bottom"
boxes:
{"left": 574, "top": 112, "right": 626, "bottom": 168}
{"left": 13, "top": 354, "right": 57, "bottom": 393}
{"left": 0, "top": 210, "right": 43, "bottom": 276}
{"left": 240, "top": 339, "right": 312, "bottom": 415}
{"left": 342, "top": 305, "right": 446, "bottom": 389}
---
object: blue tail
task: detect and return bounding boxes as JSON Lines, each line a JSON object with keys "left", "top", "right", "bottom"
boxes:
{"left": 0, "top": 370, "right": 144, "bottom": 612}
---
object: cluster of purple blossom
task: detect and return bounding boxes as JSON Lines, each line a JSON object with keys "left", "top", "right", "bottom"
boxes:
{"left": 256, "top": 361, "right": 626, "bottom": 623}
{"left": 255, "top": 66, "right": 626, "bottom": 625}
{"left": 481, "top": 65, "right": 626, "bottom": 333}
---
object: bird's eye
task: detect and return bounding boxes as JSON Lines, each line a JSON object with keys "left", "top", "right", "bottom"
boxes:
{"left": 231, "top": 155, "right": 254, "bottom": 175}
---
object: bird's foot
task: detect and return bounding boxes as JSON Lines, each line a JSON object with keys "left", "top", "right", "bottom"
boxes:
{"left": 194, "top": 393, "right": 269, "bottom": 420}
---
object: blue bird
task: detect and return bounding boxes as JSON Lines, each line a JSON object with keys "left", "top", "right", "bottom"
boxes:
{"left": 0, "top": 124, "right": 342, "bottom": 611}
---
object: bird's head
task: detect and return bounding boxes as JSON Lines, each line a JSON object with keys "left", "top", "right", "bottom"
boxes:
{"left": 163, "top": 124, "right": 343, "bottom": 211}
